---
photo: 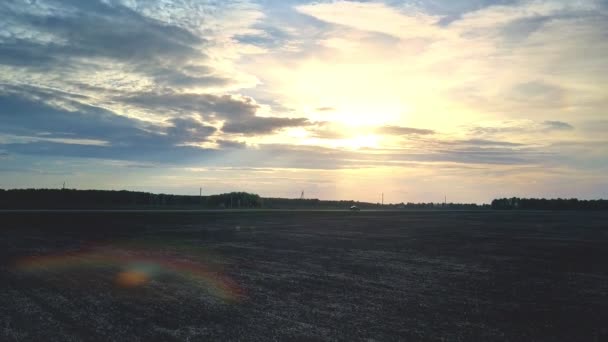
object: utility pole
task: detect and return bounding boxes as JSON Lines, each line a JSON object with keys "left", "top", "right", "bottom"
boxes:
{"left": 382, "top": 193, "right": 384, "bottom": 206}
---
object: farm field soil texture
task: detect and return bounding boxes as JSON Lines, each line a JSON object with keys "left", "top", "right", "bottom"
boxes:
{"left": 1, "top": 211, "right": 607, "bottom": 341}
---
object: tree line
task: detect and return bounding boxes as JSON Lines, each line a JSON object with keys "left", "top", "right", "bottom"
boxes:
{"left": 0, "top": 188, "right": 487, "bottom": 210}
{"left": 491, "top": 197, "right": 608, "bottom": 210}
{"left": 1, "top": 189, "right": 604, "bottom": 210}
{"left": 0, "top": 189, "right": 263, "bottom": 209}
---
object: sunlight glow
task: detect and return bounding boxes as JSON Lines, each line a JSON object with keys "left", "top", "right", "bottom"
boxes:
{"left": 326, "top": 134, "right": 381, "bottom": 150}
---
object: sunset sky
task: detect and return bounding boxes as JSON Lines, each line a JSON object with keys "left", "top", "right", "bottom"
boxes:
{"left": 0, "top": 0, "right": 606, "bottom": 203}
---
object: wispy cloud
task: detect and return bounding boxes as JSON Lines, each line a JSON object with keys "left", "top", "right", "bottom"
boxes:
{"left": 377, "top": 126, "right": 436, "bottom": 136}
{"left": 543, "top": 120, "right": 574, "bottom": 131}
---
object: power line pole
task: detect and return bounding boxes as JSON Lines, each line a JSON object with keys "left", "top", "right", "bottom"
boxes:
{"left": 382, "top": 193, "right": 384, "bottom": 206}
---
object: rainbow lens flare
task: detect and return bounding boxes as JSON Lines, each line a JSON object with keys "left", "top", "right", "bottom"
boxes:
{"left": 116, "top": 270, "right": 149, "bottom": 288}
{"left": 15, "top": 244, "right": 245, "bottom": 302}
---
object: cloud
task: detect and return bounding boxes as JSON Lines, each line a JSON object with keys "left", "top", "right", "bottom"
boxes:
{"left": 303, "top": 122, "right": 437, "bottom": 140}
{"left": 508, "top": 81, "right": 566, "bottom": 106}
{"left": 296, "top": 1, "right": 442, "bottom": 40}
{"left": 251, "top": 142, "right": 547, "bottom": 168}
{"left": 453, "top": 139, "right": 523, "bottom": 147}
{"left": 0, "top": 141, "right": 218, "bottom": 164}
{"left": 0, "top": 1, "right": 309, "bottom": 164}
{"left": 0, "top": 0, "right": 263, "bottom": 94}
{"left": 469, "top": 120, "right": 575, "bottom": 136}
{"left": 0, "top": 119, "right": 544, "bottom": 169}
{"left": 0, "top": 86, "right": 144, "bottom": 142}
{"left": 117, "top": 91, "right": 310, "bottom": 135}
{"left": 377, "top": 126, "right": 435, "bottom": 136}
{"left": 307, "top": 124, "right": 350, "bottom": 139}
{"left": 140, "top": 66, "right": 233, "bottom": 89}
{"left": 166, "top": 117, "right": 217, "bottom": 144}
{"left": 252, "top": 0, "right": 607, "bottom": 133}
{"left": 0, "top": 85, "right": 216, "bottom": 148}
{"left": 116, "top": 92, "right": 259, "bottom": 120}
{"left": 222, "top": 117, "right": 310, "bottom": 135}
{"left": 543, "top": 120, "right": 574, "bottom": 131}
{"left": 1, "top": 1, "right": 202, "bottom": 65}
{"left": 216, "top": 140, "right": 247, "bottom": 149}
{"left": 0, "top": 40, "right": 62, "bottom": 70}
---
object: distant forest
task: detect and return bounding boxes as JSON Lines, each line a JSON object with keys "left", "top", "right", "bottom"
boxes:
{"left": 0, "top": 189, "right": 483, "bottom": 210}
{"left": 0, "top": 189, "right": 605, "bottom": 210}
{"left": 491, "top": 197, "right": 608, "bottom": 211}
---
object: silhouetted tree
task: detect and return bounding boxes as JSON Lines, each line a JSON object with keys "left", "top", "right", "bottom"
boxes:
{"left": 491, "top": 197, "right": 608, "bottom": 210}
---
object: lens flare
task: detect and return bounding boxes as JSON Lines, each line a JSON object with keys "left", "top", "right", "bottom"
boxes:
{"left": 14, "top": 244, "right": 245, "bottom": 302}
{"left": 116, "top": 270, "right": 149, "bottom": 288}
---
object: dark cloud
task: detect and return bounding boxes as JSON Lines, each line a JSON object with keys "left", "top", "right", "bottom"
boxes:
{"left": 0, "top": 39, "right": 61, "bottom": 69}
{"left": 543, "top": 120, "right": 574, "bottom": 131}
{"left": 222, "top": 117, "right": 310, "bottom": 135}
{"left": 4, "top": 0, "right": 201, "bottom": 60}
{"left": 1, "top": 141, "right": 220, "bottom": 164}
{"left": 377, "top": 125, "right": 436, "bottom": 135}
{"left": 166, "top": 117, "right": 217, "bottom": 144}
{"left": 0, "top": 87, "right": 143, "bottom": 141}
{"left": 0, "top": 165, "right": 68, "bottom": 175}
{"left": 0, "top": 0, "right": 316, "bottom": 164}
{"left": 315, "top": 107, "right": 335, "bottom": 112}
{"left": 235, "top": 24, "right": 292, "bottom": 49}
{"left": 0, "top": 91, "right": 574, "bottom": 173}
{"left": 0, "top": 140, "right": 549, "bottom": 169}
{"left": 148, "top": 68, "right": 231, "bottom": 88}
{"left": 118, "top": 91, "right": 310, "bottom": 134}
{"left": 117, "top": 92, "right": 259, "bottom": 120}
{"left": 0, "top": 0, "right": 229, "bottom": 89}
{"left": 0, "top": 84, "right": 310, "bottom": 163}
{"left": 0, "top": 86, "right": 216, "bottom": 148}
{"left": 0, "top": 114, "right": 551, "bottom": 169}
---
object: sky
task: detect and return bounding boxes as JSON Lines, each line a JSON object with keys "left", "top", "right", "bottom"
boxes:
{"left": 0, "top": 0, "right": 606, "bottom": 203}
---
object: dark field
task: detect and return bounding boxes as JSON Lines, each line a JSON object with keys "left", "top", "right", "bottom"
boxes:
{"left": 1, "top": 211, "right": 607, "bottom": 341}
